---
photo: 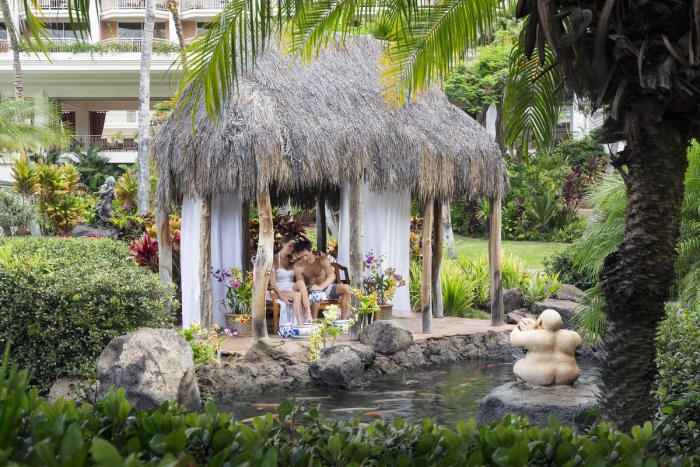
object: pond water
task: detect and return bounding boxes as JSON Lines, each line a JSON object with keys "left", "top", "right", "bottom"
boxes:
{"left": 217, "top": 359, "right": 600, "bottom": 426}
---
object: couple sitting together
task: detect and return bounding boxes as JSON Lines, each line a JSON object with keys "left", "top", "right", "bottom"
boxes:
{"left": 268, "top": 234, "right": 351, "bottom": 326}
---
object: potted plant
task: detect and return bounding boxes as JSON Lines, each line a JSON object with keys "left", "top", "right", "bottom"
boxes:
{"left": 212, "top": 267, "right": 253, "bottom": 336}
{"left": 363, "top": 251, "right": 406, "bottom": 320}
{"left": 351, "top": 288, "right": 380, "bottom": 328}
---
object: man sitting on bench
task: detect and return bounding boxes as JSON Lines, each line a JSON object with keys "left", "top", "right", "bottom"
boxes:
{"left": 294, "top": 240, "right": 351, "bottom": 320}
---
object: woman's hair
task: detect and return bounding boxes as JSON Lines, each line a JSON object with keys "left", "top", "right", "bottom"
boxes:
{"left": 281, "top": 234, "right": 297, "bottom": 245}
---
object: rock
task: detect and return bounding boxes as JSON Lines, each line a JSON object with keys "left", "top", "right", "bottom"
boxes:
{"left": 321, "top": 344, "right": 375, "bottom": 368}
{"left": 97, "top": 328, "right": 200, "bottom": 411}
{"left": 553, "top": 284, "right": 584, "bottom": 302}
{"left": 309, "top": 349, "right": 367, "bottom": 388}
{"left": 531, "top": 299, "right": 578, "bottom": 326}
{"left": 359, "top": 320, "right": 413, "bottom": 355}
{"left": 503, "top": 288, "right": 525, "bottom": 312}
{"left": 505, "top": 309, "right": 536, "bottom": 325}
{"left": 71, "top": 222, "right": 119, "bottom": 239}
{"left": 477, "top": 381, "right": 599, "bottom": 427}
{"left": 197, "top": 359, "right": 311, "bottom": 398}
{"left": 47, "top": 377, "right": 96, "bottom": 405}
{"left": 245, "top": 338, "right": 310, "bottom": 365}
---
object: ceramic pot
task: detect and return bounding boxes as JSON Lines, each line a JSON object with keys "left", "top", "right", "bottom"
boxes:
{"left": 378, "top": 303, "right": 393, "bottom": 320}
{"left": 224, "top": 313, "right": 253, "bottom": 336}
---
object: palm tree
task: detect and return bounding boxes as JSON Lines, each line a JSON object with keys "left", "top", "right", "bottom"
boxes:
{"left": 0, "top": 96, "right": 71, "bottom": 156}
{"left": 137, "top": 0, "right": 157, "bottom": 215}
{"left": 1, "top": 0, "right": 23, "bottom": 97}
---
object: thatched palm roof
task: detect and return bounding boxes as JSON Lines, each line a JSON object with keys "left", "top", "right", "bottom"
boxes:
{"left": 152, "top": 36, "right": 506, "bottom": 207}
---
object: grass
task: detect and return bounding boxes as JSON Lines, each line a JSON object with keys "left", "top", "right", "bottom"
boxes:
{"left": 452, "top": 235, "right": 566, "bottom": 269}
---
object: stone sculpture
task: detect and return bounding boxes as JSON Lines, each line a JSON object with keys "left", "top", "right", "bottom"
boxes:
{"left": 509, "top": 309, "right": 582, "bottom": 385}
{"left": 94, "top": 176, "right": 116, "bottom": 225}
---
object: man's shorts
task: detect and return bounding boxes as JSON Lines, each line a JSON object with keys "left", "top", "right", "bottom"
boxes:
{"left": 324, "top": 284, "right": 340, "bottom": 300}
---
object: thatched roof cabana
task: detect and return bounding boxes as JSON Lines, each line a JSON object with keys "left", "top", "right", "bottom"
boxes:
{"left": 152, "top": 36, "right": 506, "bottom": 208}
{"left": 151, "top": 36, "right": 508, "bottom": 339}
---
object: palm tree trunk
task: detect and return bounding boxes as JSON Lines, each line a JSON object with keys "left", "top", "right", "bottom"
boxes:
{"left": 0, "top": 0, "right": 23, "bottom": 98}
{"left": 442, "top": 202, "right": 457, "bottom": 259}
{"left": 167, "top": 0, "right": 187, "bottom": 68}
{"left": 598, "top": 131, "right": 689, "bottom": 431}
{"left": 136, "top": 0, "right": 156, "bottom": 215}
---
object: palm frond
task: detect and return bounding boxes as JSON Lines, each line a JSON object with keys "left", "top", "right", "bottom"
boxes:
{"left": 379, "top": 0, "right": 500, "bottom": 106}
{"left": 503, "top": 29, "right": 563, "bottom": 154}
{"left": 177, "top": 0, "right": 274, "bottom": 120}
{"left": 571, "top": 282, "right": 605, "bottom": 348}
{"left": 0, "top": 96, "right": 72, "bottom": 155}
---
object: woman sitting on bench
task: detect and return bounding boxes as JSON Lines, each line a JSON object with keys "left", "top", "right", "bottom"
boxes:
{"left": 269, "top": 234, "right": 314, "bottom": 325}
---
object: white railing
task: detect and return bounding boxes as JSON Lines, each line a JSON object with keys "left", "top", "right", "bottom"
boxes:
{"left": 102, "top": 0, "right": 168, "bottom": 11}
{"left": 64, "top": 135, "right": 138, "bottom": 152}
{"left": 101, "top": 37, "right": 174, "bottom": 52}
{"left": 182, "top": 0, "right": 230, "bottom": 10}
{"left": 20, "top": 0, "right": 69, "bottom": 12}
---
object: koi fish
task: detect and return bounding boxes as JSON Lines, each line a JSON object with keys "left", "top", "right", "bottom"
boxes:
{"left": 416, "top": 393, "right": 444, "bottom": 399}
{"left": 485, "top": 363, "right": 512, "bottom": 369}
{"left": 458, "top": 382, "right": 473, "bottom": 387}
{"left": 363, "top": 408, "right": 407, "bottom": 416}
{"left": 357, "top": 423, "right": 370, "bottom": 429}
{"left": 373, "top": 398, "right": 409, "bottom": 403}
{"left": 251, "top": 403, "right": 283, "bottom": 408}
{"left": 331, "top": 406, "right": 380, "bottom": 413}
{"left": 240, "top": 414, "right": 279, "bottom": 423}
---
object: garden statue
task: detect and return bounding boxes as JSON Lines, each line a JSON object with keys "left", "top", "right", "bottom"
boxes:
{"left": 95, "top": 176, "right": 116, "bottom": 225}
{"left": 509, "top": 309, "right": 582, "bottom": 386}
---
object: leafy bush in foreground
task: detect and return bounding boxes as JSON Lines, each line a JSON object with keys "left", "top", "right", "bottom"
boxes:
{"left": 653, "top": 304, "right": 700, "bottom": 456}
{"left": 0, "top": 237, "right": 173, "bottom": 393}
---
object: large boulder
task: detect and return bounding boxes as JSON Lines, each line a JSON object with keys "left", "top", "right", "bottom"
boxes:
{"left": 553, "top": 284, "right": 585, "bottom": 302}
{"left": 71, "top": 222, "right": 119, "bottom": 239}
{"left": 245, "top": 338, "right": 310, "bottom": 365}
{"left": 531, "top": 299, "right": 578, "bottom": 326}
{"left": 360, "top": 320, "right": 413, "bottom": 355}
{"left": 309, "top": 348, "right": 367, "bottom": 388}
{"left": 503, "top": 288, "right": 525, "bottom": 312}
{"left": 505, "top": 309, "right": 537, "bottom": 325}
{"left": 97, "top": 328, "right": 200, "bottom": 411}
{"left": 321, "top": 344, "right": 375, "bottom": 368}
{"left": 477, "top": 381, "right": 599, "bottom": 427}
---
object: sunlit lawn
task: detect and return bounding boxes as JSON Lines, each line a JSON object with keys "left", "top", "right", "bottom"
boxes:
{"left": 453, "top": 235, "right": 566, "bottom": 269}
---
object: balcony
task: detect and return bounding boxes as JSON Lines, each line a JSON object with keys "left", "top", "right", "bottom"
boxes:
{"left": 0, "top": 39, "right": 8, "bottom": 53}
{"left": 19, "top": 0, "right": 74, "bottom": 19}
{"left": 181, "top": 0, "right": 230, "bottom": 20}
{"left": 101, "top": 37, "right": 178, "bottom": 53}
{"left": 101, "top": 0, "right": 170, "bottom": 21}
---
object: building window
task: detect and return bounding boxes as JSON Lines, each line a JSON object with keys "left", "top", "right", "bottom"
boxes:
{"left": 126, "top": 111, "right": 136, "bottom": 123}
{"left": 118, "top": 22, "right": 166, "bottom": 40}
{"left": 196, "top": 22, "right": 210, "bottom": 36}
{"left": 0, "top": 23, "right": 7, "bottom": 41}
{"left": 46, "top": 22, "right": 86, "bottom": 40}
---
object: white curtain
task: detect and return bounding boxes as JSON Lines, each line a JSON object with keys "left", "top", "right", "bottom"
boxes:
{"left": 338, "top": 182, "right": 411, "bottom": 316}
{"left": 180, "top": 194, "right": 243, "bottom": 329}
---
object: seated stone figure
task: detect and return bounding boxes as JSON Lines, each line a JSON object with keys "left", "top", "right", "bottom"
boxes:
{"left": 510, "top": 309, "right": 582, "bottom": 386}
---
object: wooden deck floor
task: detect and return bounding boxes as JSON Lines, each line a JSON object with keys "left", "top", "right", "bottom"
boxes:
{"left": 220, "top": 313, "right": 514, "bottom": 355}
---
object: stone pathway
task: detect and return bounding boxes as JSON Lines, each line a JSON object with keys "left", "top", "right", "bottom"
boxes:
{"left": 220, "top": 314, "right": 514, "bottom": 356}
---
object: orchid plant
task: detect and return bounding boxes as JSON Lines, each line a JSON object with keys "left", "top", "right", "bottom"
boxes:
{"left": 211, "top": 267, "right": 253, "bottom": 315}
{"left": 362, "top": 251, "right": 406, "bottom": 305}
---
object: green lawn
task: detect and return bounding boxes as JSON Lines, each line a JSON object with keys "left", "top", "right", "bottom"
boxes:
{"left": 452, "top": 235, "right": 566, "bottom": 269}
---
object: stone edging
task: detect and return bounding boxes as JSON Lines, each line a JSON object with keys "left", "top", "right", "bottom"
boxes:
{"left": 195, "top": 329, "right": 516, "bottom": 399}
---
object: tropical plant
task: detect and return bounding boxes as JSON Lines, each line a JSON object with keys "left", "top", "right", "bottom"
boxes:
{"left": 71, "top": 146, "right": 123, "bottom": 193}
{"left": 308, "top": 306, "right": 353, "bottom": 362}
{"left": 439, "top": 262, "right": 478, "bottom": 318}
{"left": 552, "top": 136, "right": 607, "bottom": 170}
{"left": 362, "top": 250, "right": 406, "bottom": 305}
{"left": 178, "top": 322, "right": 224, "bottom": 366}
{"left": 249, "top": 211, "right": 311, "bottom": 253}
{"left": 115, "top": 168, "right": 138, "bottom": 215}
{"left": 0, "top": 96, "right": 71, "bottom": 157}
{"left": 211, "top": 267, "right": 254, "bottom": 315}
{"left": 0, "top": 189, "right": 33, "bottom": 237}
{"left": 127, "top": 233, "right": 160, "bottom": 273}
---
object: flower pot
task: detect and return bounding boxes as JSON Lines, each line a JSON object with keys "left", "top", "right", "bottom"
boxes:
{"left": 378, "top": 303, "right": 393, "bottom": 320}
{"left": 224, "top": 313, "right": 253, "bottom": 336}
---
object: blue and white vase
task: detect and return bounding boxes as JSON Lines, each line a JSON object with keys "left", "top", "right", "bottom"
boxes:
{"left": 279, "top": 325, "right": 294, "bottom": 340}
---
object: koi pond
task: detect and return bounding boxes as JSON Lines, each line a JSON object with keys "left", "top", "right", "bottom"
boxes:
{"left": 217, "top": 359, "right": 600, "bottom": 426}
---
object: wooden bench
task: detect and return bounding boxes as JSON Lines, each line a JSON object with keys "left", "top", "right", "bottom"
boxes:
{"left": 268, "top": 262, "right": 349, "bottom": 334}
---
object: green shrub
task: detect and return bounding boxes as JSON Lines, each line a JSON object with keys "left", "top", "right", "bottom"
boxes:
{"left": 0, "top": 188, "right": 33, "bottom": 237}
{"left": 543, "top": 248, "right": 597, "bottom": 290}
{"left": 551, "top": 136, "right": 607, "bottom": 169}
{"left": 0, "top": 237, "right": 173, "bottom": 393}
{"left": 440, "top": 262, "right": 477, "bottom": 317}
{"left": 653, "top": 303, "right": 700, "bottom": 456}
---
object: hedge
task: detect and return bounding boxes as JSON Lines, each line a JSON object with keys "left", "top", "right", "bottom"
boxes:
{"left": 0, "top": 237, "right": 173, "bottom": 393}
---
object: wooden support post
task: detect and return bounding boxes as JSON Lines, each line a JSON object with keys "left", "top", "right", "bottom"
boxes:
{"left": 156, "top": 203, "right": 173, "bottom": 315}
{"left": 316, "top": 193, "right": 327, "bottom": 253}
{"left": 421, "top": 199, "right": 433, "bottom": 334}
{"left": 348, "top": 178, "right": 363, "bottom": 341}
{"left": 432, "top": 200, "right": 443, "bottom": 318}
{"left": 241, "top": 200, "right": 252, "bottom": 276}
{"left": 199, "top": 195, "right": 213, "bottom": 329}
{"left": 489, "top": 196, "right": 503, "bottom": 326}
{"left": 252, "top": 190, "right": 273, "bottom": 341}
